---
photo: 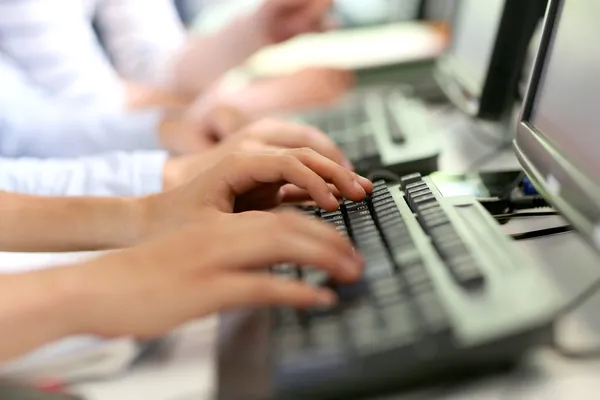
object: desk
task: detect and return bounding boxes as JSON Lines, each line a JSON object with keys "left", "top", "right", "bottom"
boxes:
{"left": 71, "top": 113, "right": 600, "bottom": 399}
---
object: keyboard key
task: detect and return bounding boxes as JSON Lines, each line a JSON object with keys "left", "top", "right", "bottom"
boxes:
{"left": 303, "top": 267, "right": 329, "bottom": 287}
{"left": 272, "top": 264, "right": 300, "bottom": 280}
{"left": 276, "top": 328, "right": 307, "bottom": 357}
{"left": 403, "top": 264, "right": 432, "bottom": 289}
{"left": 447, "top": 255, "right": 485, "bottom": 290}
{"left": 275, "top": 308, "right": 301, "bottom": 328}
{"left": 309, "top": 318, "right": 344, "bottom": 355}
{"left": 400, "top": 173, "right": 422, "bottom": 191}
{"left": 405, "top": 181, "right": 428, "bottom": 193}
{"left": 384, "top": 104, "right": 406, "bottom": 144}
{"left": 414, "top": 292, "right": 450, "bottom": 334}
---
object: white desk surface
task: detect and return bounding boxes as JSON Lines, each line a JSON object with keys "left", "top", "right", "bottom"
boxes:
{"left": 3, "top": 109, "right": 600, "bottom": 399}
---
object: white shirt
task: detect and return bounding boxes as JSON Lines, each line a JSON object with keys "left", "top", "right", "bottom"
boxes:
{"left": 0, "top": 53, "right": 167, "bottom": 196}
{"left": 0, "top": 0, "right": 186, "bottom": 109}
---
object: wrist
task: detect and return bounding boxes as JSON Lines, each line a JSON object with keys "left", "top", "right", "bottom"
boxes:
{"left": 162, "top": 157, "right": 184, "bottom": 191}
{"left": 43, "top": 266, "right": 93, "bottom": 337}
{"left": 158, "top": 108, "right": 185, "bottom": 150}
{"left": 51, "top": 256, "right": 127, "bottom": 337}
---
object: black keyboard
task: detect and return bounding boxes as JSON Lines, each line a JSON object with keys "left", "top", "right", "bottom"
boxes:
{"left": 302, "top": 91, "right": 407, "bottom": 173}
{"left": 218, "top": 175, "right": 560, "bottom": 400}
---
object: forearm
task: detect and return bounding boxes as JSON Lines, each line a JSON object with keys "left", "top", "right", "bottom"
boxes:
{"left": 123, "top": 81, "right": 192, "bottom": 111}
{"left": 0, "top": 267, "right": 82, "bottom": 362}
{"left": 172, "top": 14, "right": 266, "bottom": 96}
{"left": 0, "top": 192, "right": 146, "bottom": 252}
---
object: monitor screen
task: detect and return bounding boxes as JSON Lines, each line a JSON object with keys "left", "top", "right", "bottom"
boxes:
{"left": 530, "top": 1, "right": 600, "bottom": 182}
{"left": 446, "top": 0, "right": 505, "bottom": 97}
{"left": 516, "top": 0, "right": 600, "bottom": 251}
{"left": 435, "top": 0, "right": 546, "bottom": 119}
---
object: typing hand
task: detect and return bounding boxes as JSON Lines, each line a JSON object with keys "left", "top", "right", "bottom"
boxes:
{"left": 144, "top": 148, "right": 371, "bottom": 239}
{"left": 253, "top": 0, "right": 334, "bottom": 44}
{"left": 60, "top": 210, "right": 362, "bottom": 340}
{"left": 162, "top": 119, "right": 353, "bottom": 189}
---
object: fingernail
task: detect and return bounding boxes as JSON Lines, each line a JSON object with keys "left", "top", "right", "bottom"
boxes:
{"left": 329, "top": 193, "right": 339, "bottom": 205}
{"left": 316, "top": 290, "right": 337, "bottom": 306}
{"left": 343, "top": 159, "right": 354, "bottom": 170}
{"left": 353, "top": 180, "right": 367, "bottom": 194}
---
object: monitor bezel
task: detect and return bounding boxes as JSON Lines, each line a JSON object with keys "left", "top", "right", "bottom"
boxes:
{"left": 434, "top": 0, "right": 546, "bottom": 120}
{"left": 515, "top": 0, "right": 600, "bottom": 253}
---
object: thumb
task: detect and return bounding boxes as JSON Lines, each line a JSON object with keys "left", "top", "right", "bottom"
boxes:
{"left": 209, "top": 105, "right": 252, "bottom": 140}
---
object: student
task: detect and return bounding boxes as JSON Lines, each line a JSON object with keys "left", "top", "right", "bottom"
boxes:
{"left": 0, "top": 51, "right": 351, "bottom": 197}
{"left": 0, "top": 149, "right": 372, "bottom": 361}
{"left": 0, "top": 52, "right": 241, "bottom": 158}
{"left": 0, "top": 0, "right": 333, "bottom": 110}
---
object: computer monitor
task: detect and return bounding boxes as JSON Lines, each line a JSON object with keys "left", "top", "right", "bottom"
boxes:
{"left": 516, "top": 0, "right": 600, "bottom": 252}
{"left": 435, "top": 0, "right": 547, "bottom": 120}
{"left": 333, "top": 0, "right": 422, "bottom": 28}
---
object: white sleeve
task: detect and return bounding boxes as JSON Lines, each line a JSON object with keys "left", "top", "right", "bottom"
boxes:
{"left": 0, "top": 54, "right": 162, "bottom": 158}
{"left": 0, "top": 0, "right": 125, "bottom": 108}
{"left": 0, "top": 152, "right": 167, "bottom": 196}
{"left": 95, "top": 0, "right": 187, "bottom": 84}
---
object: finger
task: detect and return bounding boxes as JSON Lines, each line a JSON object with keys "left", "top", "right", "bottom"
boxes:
{"left": 280, "top": 183, "right": 341, "bottom": 203}
{"left": 291, "top": 0, "right": 333, "bottom": 28}
{"left": 225, "top": 152, "right": 340, "bottom": 210}
{"left": 209, "top": 105, "right": 252, "bottom": 140}
{"left": 290, "top": 148, "right": 370, "bottom": 204}
{"left": 212, "top": 211, "right": 362, "bottom": 281}
{"left": 353, "top": 172, "right": 374, "bottom": 194}
{"left": 254, "top": 120, "right": 352, "bottom": 168}
{"left": 197, "top": 273, "right": 338, "bottom": 312}
{"left": 273, "top": 210, "right": 356, "bottom": 260}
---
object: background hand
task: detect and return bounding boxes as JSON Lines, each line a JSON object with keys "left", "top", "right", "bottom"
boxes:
{"left": 159, "top": 100, "right": 250, "bottom": 154}
{"left": 162, "top": 119, "right": 353, "bottom": 189}
{"left": 65, "top": 211, "right": 362, "bottom": 339}
{"left": 255, "top": 0, "right": 334, "bottom": 44}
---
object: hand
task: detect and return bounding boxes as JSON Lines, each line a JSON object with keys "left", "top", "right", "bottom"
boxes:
{"left": 60, "top": 211, "right": 363, "bottom": 339}
{"left": 159, "top": 102, "right": 250, "bottom": 154}
{"left": 253, "top": 0, "right": 334, "bottom": 44}
{"left": 146, "top": 148, "right": 372, "bottom": 240}
{"left": 217, "top": 67, "right": 355, "bottom": 118}
{"left": 162, "top": 119, "right": 353, "bottom": 189}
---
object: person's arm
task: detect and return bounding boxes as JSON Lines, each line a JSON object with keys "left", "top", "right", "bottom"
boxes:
{"left": 173, "top": 0, "right": 333, "bottom": 96}
{"left": 0, "top": 53, "right": 164, "bottom": 157}
{"left": 0, "top": 192, "right": 143, "bottom": 253}
{"left": 0, "top": 153, "right": 166, "bottom": 251}
{"left": 95, "top": 0, "right": 187, "bottom": 85}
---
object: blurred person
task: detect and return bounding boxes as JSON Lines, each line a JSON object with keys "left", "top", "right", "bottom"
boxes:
{"left": 0, "top": 51, "right": 352, "bottom": 197}
{"left": 0, "top": 0, "right": 334, "bottom": 111}
{"left": 0, "top": 149, "right": 372, "bottom": 361}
